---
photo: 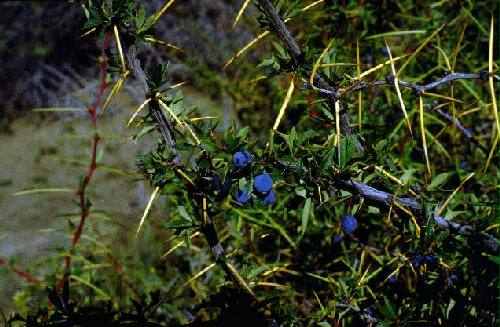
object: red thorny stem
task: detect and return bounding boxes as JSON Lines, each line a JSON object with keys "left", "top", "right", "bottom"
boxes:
{"left": 58, "top": 32, "right": 111, "bottom": 289}
{"left": 0, "top": 34, "right": 112, "bottom": 292}
{"left": 0, "top": 258, "right": 40, "bottom": 285}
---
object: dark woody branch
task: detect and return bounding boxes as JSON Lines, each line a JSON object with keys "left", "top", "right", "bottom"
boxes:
{"left": 122, "top": 36, "right": 255, "bottom": 298}
{"left": 305, "top": 72, "right": 499, "bottom": 97}
{"left": 344, "top": 72, "right": 499, "bottom": 96}
{"left": 272, "top": 157, "right": 498, "bottom": 254}
{"left": 257, "top": 0, "right": 364, "bottom": 155}
{"left": 337, "top": 179, "right": 499, "bottom": 254}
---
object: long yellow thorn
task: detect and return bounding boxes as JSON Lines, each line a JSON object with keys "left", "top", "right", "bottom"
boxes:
{"left": 171, "top": 165, "right": 196, "bottom": 187}
{"left": 273, "top": 76, "right": 295, "bottom": 131}
{"left": 151, "top": 0, "right": 176, "bottom": 26}
{"left": 157, "top": 98, "right": 201, "bottom": 145}
{"left": 300, "top": 0, "right": 324, "bottom": 12}
{"left": 385, "top": 40, "right": 412, "bottom": 136}
{"left": 169, "top": 81, "right": 189, "bottom": 89}
{"left": 80, "top": 27, "right": 96, "bottom": 38}
{"left": 483, "top": 132, "right": 498, "bottom": 173}
{"left": 127, "top": 98, "right": 151, "bottom": 127}
{"left": 437, "top": 173, "right": 475, "bottom": 216}
{"left": 421, "top": 91, "right": 463, "bottom": 103}
{"left": 352, "top": 55, "right": 407, "bottom": 82}
{"left": 113, "top": 25, "right": 126, "bottom": 72}
{"left": 488, "top": 15, "right": 500, "bottom": 135}
{"left": 136, "top": 186, "right": 160, "bottom": 236}
{"left": 356, "top": 38, "right": 362, "bottom": 131}
{"left": 224, "top": 261, "right": 256, "bottom": 297}
{"left": 161, "top": 231, "right": 201, "bottom": 258}
{"left": 145, "top": 36, "right": 183, "bottom": 52}
{"left": 227, "top": 2, "right": 339, "bottom": 70}
{"left": 397, "top": 22, "right": 447, "bottom": 75}
{"left": 374, "top": 165, "right": 418, "bottom": 196}
{"left": 100, "top": 70, "right": 129, "bottom": 116}
{"left": 419, "top": 96, "right": 431, "bottom": 178}
{"left": 233, "top": 0, "right": 251, "bottom": 28}
{"left": 310, "top": 39, "right": 335, "bottom": 88}
{"left": 335, "top": 100, "right": 341, "bottom": 164}
{"left": 223, "top": 30, "right": 270, "bottom": 69}
{"left": 250, "top": 281, "right": 289, "bottom": 289}
{"left": 176, "top": 262, "right": 217, "bottom": 294}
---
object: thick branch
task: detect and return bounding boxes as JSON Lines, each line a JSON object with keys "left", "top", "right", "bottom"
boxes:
{"left": 343, "top": 72, "right": 499, "bottom": 96}
{"left": 122, "top": 33, "right": 255, "bottom": 298}
{"left": 338, "top": 179, "right": 498, "bottom": 253}
{"left": 257, "top": 0, "right": 302, "bottom": 61}
{"left": 124, "top": 44, "right": 178, "bottom": 154}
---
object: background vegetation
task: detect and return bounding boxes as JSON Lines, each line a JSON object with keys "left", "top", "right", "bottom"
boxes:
{"left": 0, "top": 1, "right": 498, "bottom": 326}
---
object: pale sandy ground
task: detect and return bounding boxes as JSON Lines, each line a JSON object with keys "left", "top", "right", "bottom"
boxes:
{"left": 0, "top": 86, "right": 230, "bottom": 311}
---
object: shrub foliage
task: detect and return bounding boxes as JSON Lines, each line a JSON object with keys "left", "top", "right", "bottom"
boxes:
{"left": 3, "top": 1, "right": 499, "bottom": 327}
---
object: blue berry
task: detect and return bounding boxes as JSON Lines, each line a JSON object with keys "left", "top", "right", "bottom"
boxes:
{"left": 235, "top": 189, "right": 250, "bottom": 204}
{"left": 425, "top": 255, "right": 439, "bottom": 263}
{"left": 388, "top": 275, "right": 398, "bottom": 283}
{"left": 412, "top": 255, "right": 423, "bottom": 268}
{"left": 333, "top": 235, "right": 343, "bottom": 244}
{"left": 254, "top": 172, "right": 274, "bottom": 194}
{"left": 412, "top": 254, "right": 438, "bottom": 267}
{"left": 447, "top": 274, "right": 458, "bottom": 286}
{"left": 232, "top": 150, "right": 253, "bottom": 168}
{"left": 381, "top": 46, "right": 389, "bottom": 57}
{"left": 341, "top": 215, "right": 357, "bottom": 233}
{"left": 263, "top": 189, "right": 275, "bottom": 205}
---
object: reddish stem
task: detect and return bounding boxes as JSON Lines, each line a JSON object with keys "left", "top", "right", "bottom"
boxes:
{"left": 60, "top": 33, "right": 111, "bottom": 285}
{"left": 0, "top": 258, "right": 40, "bottom": 285}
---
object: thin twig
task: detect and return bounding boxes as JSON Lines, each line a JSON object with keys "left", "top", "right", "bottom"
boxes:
{"left": 61, "top": 33, "right": 111, "bottom": 288}
{"left": 337, "top": 72, "right": 499, "bottom": 96}
{"left": 434, "top": 108, "right": 488, "bottom": 153}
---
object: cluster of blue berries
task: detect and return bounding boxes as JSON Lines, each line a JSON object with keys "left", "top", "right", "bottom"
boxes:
{"left": 412, "top": 254, "right": 439, "bottom": 268}
{"left": 232, "top": 151, "right": 275, "bottom": 206}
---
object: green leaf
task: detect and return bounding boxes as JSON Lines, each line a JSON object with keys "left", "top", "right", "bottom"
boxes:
{"left": 321, "top": 146, "right": 336, "bottom": 171}
{"left": 400, "top": 168, "right": 418, "bottom": 184}
{"left": 162, "top": 219, "right": 193, "bottom": 230}
{"left": 289, "top": 127, "right": 298, "bottom": 150}
{"left": 69, "top": 275, "right": 109, "bottom": 299}
{"left": 132, "top": 124, "right": 156, "bottom": 142}
{"left": 295, "top": 186, "right": 306, "bottom": 198}
{"left": 428, "top": 172, "right": 451, "bottom": 191}
{"left": 301, "top": 198, "right": 312, "bottom": 236}
{"left": 33, "top": 107, "right": 84, "bottom": 112}
{"left": 488, "top": 256, "right": 500, "bottom": 265}
{"left": 365, "top": 30, "right": 426, "bottom": 39}
{"left": 272, "top": 41, "right": 287, "bottom": 59}
{"left": 237, "top": 126, "right": 250, "bottom": 140}
{"left": 339, "top": 134, "right": 358, "bottom": 168}
{"left": 376, "top": 296, "right": 396, "bottom": 319}
{"left": 95, "top": 148, "right": 104, "bottom": 163}
{"left": 14, "top": 188, "right": 73, "bottom": 196}
{"left": 257, "top": 56, "right": 280, "bottom": 71}
{"left": 178, "top": 206, "right": 192, "bottom": 222}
